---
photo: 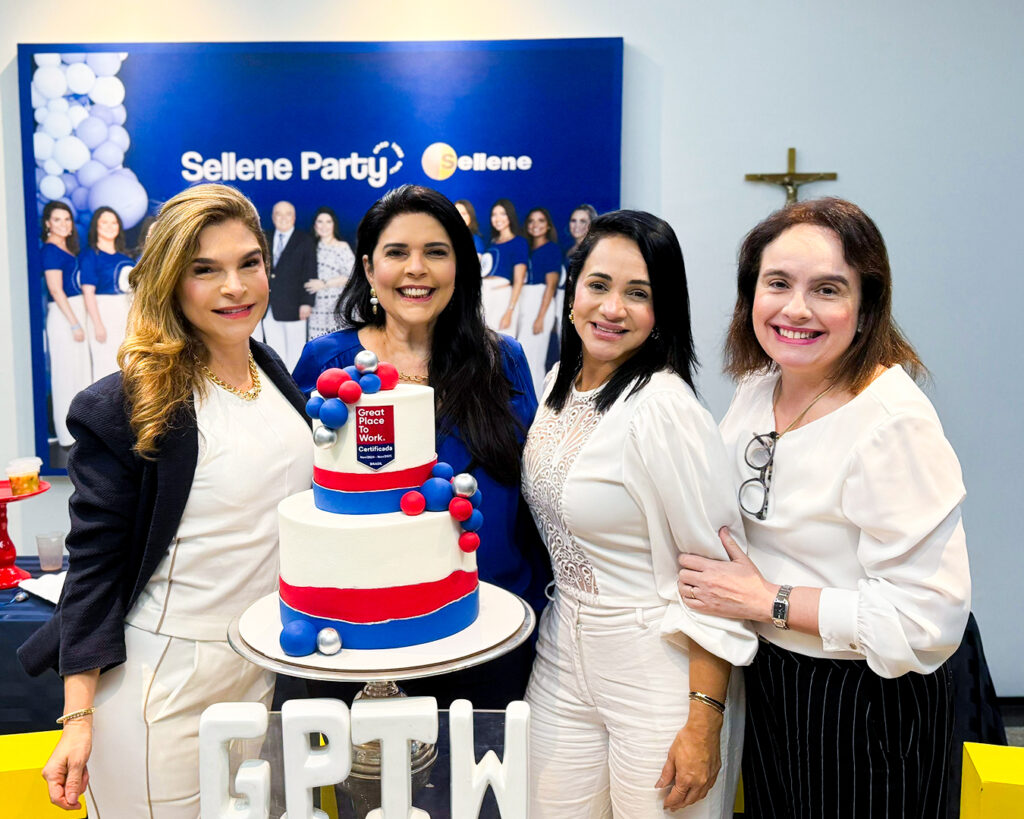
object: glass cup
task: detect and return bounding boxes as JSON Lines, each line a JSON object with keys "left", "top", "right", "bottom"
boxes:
{"left": 35, "top": 531, "right": 65, "bottom": 572}
{"left": 6, "top": 456, "right": 42, "bottom": 496}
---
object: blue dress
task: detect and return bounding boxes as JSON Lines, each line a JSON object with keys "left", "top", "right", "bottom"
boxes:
{"left": 41, "top": 243, "right": 80, "bottom": 299}
{"left": 527, "top": 242, "right": 563, "bottom": 286}
{"left": 294, "top": 328, "right": 551, "bottom": 707}
{"left": 484, "top": 235, "right": 529, "bottom": 282}
{"left": 78, "top": 249, "right": 134, "bottom": 294}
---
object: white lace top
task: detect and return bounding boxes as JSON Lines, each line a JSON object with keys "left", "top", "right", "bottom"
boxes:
{"left": 522, "top": 367, "right": 757, "bottom": 666}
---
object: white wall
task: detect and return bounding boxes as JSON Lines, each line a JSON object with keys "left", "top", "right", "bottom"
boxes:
{"left": 2, "top": 1, "right": 1021, "bottom": 692}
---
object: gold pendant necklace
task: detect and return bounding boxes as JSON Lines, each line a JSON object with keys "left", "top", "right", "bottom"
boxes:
{"left": 773, "top": 381, "right": 833, "bottom": 438}
{"left": 199, "top": 353, "right": 261, "bottom": 401}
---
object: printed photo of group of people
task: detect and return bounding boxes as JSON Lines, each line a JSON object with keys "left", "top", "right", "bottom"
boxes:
{"left": 36, "top": 194, "right": 600, "bottom": 462}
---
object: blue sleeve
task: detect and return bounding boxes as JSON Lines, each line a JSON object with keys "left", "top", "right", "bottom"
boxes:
{"left": 292, "top": 329, "right": 362, "bottom": 394}
{"left": 498, "top": 335, "right": 538, "bottom": 431}
{"left": 78, "top": 251, "right": 96, "bottom": 287}
{"left": 473, "top": 234, "right": 486, "bottom": 254}
{"left": 513, "top": 237, "right": 529, "bottom": 266}
{"left": 536, "top": 243, "right": 561, "bottom": 276}
{"left": 41, "top": 244, "right": 62, "bottom": 271}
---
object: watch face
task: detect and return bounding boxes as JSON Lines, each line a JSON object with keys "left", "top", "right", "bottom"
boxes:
{"left": 773, "top": 601, "right": 787, "bottom": 620}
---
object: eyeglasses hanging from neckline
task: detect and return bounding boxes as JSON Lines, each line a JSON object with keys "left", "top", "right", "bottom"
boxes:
{"left": 738, "top": 382, "right": 835, "bottom": 520}
{"left": 739, "top": 432, "right": 778, "bottom": 520}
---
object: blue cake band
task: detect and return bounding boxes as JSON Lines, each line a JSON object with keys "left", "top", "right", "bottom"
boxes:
{"left": 313, "top": 482, "right": 410, "bottom": 514}
{"left": 280, "top": 588, "right": 480, "bottom": 650}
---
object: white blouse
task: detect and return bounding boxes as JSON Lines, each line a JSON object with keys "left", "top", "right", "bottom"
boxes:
{"left": 126, "top": 367, "right": 314, "bottom": 640}
{"left": 720, "top": 366, "right": 971, "bottom": 678}
{"left": 523, "top": 369, "right": 757, "bottom": 667}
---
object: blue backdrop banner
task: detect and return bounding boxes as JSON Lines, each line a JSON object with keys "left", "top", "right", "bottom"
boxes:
{"left": 18, "top": 38, "right": 622, "bottom": 473}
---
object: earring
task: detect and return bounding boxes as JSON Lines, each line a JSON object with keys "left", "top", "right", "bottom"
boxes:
{"left": 370, "top": 287, "right": 379, "bottom": 316}
{"left": 856, "top": 315, "right": 864, "bottom": 333}
{"left": 568, "top": 306, "right": 575, "bottom": 324}
{"left": 650, "top": 326, "right": 661, "bottom": 340}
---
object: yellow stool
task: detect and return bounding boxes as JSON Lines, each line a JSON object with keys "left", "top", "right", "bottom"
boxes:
{"left": 0, "top": 730, "right": 88, "bottom": 818}
{"left": 961, "top": 741, "right": 1024, "bottom": 818}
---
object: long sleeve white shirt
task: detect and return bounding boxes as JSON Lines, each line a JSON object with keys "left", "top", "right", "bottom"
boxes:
{"left": 523, "top": 369, "right": 758, "bottom": 667}
{"left": 719, "top": 366, "right": 971, "bottom": 678}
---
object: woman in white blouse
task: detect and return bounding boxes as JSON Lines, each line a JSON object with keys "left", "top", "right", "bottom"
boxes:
{"left": 23, "top": 184, "right": 312, "bottom": 816}
{"left": 677, "top": 198, "right": 970, "bottom": 818}
{"left": 522, "top": 210, "right": 757, "bottom": 818}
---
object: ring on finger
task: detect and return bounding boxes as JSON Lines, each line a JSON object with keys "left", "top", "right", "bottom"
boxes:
{"left": 689, "top": 586, "right": 697, "bottom": 600}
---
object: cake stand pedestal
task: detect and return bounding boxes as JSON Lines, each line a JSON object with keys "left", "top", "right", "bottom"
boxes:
{"left": 227, "top": 583, "right": 535, "bottom": 817}
{"left": 0, "top": 480, "right": 51, "bottom": 590}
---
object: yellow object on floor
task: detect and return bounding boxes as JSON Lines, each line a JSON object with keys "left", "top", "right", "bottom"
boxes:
{"left": 0, "top": 729, "right": 88, "bottom": 818}
{"left": 961, "top": 741, "right": 1024, "bottom": 818}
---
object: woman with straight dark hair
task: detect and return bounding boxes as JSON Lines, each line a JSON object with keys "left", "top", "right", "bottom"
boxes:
{"left": 39, "top": 201, "right": 89, "bottom": 447}
{"left": 481, "top": 197, "right": 528, "bottom": 333}
{"left": 303, "top": 205, "right": 355, "bottom": 339}
{"left": 293, "top": 184, "right": 551, "bottom": 706}
{"left": 523, "top": 210, "right": 756, "bottom": 817}
{"left": 677, "top": 198, "right": 970, "bottom": 817}
{"left": 519, "top": 207, "right": 561, "bottom": 396}
{"left": 79, "top": 206, "right": 134, "bottom": 381}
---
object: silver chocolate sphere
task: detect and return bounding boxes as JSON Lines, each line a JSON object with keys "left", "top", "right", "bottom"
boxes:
{"left": 317, "top": 627, "right": 342, "bottom": 655}
{"left": 452, "top": 473, "right": 478, "bottom": 498}
{"left": 313, "top": 426, "right": 338, "bottom": 449}
{"left": 354, "top": 350, "right": 379, "bottom": 373}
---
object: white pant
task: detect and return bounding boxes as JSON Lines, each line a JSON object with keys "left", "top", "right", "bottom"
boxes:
{"left": 516, "top": 283, "right": 556, "bottom": 398}
{"left": 260, "top": 306, "right": 307, "bottom": 373}
{"left": 481, "top": 277, "right": 517, "bottom": 337}
{"left": 526, "top": 594, "right": 744, "bottom": 819}
{"left": 46, "top": 297, "right": 92, "bottom": 446}
{"left": 85, "top": 625, "right": 274, "bottom": 819}
{"left": 88, "top": 293, "right": 130, "bottom": 382}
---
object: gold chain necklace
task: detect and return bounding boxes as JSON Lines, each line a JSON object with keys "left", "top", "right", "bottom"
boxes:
{"left": 398, "top": 371, "right": 429, "bottom": 384}
{"left": 199, "top": 353, "right": 261, "bottom": 401}
{"left": 772, "top": 381, "right": 833, "bottom": 438}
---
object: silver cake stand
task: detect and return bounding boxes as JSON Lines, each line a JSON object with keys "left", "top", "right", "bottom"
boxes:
{"left": 227, "top": 582, "right": 535, "bottom": 817}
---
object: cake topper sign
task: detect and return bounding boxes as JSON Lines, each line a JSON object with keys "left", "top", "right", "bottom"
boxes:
{"left": 199, "top": 697, "right": 529, "bottom": 818}
{"left": 356, "top": 405, "right": 395, "bottom": 469}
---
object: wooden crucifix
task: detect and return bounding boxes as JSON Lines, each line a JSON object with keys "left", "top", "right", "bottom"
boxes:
{"left": 745, "top": 147, "right": 837, "bottom": 204}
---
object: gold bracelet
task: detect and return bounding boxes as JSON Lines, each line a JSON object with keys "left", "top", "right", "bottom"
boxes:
{"left": 56, "top": 707, "right": 95, "bottom": 725}
{"left": 688, "top": 691, "right": 726, "bottom": 715}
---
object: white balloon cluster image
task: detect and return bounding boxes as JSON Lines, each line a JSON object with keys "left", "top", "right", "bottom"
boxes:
{"left": 30, "top": 51, "right": 149, "bottom": 229}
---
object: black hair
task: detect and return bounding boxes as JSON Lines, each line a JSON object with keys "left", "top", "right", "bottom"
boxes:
{"left": 88, "top": 206, "right": 127, "bottom": 253}
{"left": 547, "top": 209, "right": 698, "bottom": 414}
{"left": 489, "top": 198, "right": 522, "bottom": 241}
{"left": 311, "top": 205, "right": 343, "bottom": 243}
{"left": 335, "top": 185, "right": 526, "bottom": 484}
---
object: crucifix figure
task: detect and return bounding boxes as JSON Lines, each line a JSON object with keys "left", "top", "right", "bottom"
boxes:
{"left": 745, "top": 147, "right": 837, "bottom": 204}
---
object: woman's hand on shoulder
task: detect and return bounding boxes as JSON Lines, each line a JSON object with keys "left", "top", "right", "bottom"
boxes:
{"left": 43, "top": 720, "right": 92, "bottom": 810}
{"left": 304, "top": 278, "right": 324, "bottom": 293}
{"left": 656, "top": 705, "right": 723, "bottom": 810}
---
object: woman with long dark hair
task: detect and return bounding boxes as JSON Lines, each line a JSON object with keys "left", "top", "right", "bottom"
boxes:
{"left": 520, "top": 207, "right": 561, "bottom": 396}
{"left": 677, "top": 198, "right": 970, "bottom": 817}
{"left": 481, "top": 198, "right": 528, "bottom": 334}
{"left": 523, "top": 210, "right": 756, "bottom": 817}
{"left": 20, "top": 184, "right": 311, "bottom": 815}
{"left": 293, "top": 184, "right": 551, "bottom": 706}
{"left": 303, "top": 205, "right": 355, "bottom": 339}
{"left": 40, "top": 201, "right": 90, "bottom": 447}
{"left": 79, "top": 206, "right": 134, "bottom": 381}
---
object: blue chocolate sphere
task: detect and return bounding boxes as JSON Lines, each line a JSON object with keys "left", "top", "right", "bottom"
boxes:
{"left": 431, "top": 462, "right": 455, "bottom": 481}
{"left": 305, "top": 395, "right": 325, "bottom": 419}
{"left": 280, "top": 620, "right": 318, "bottom": 656}
{"left": 319, "top": 398, "right": 349, "bottom": 429}
{"left": 462, "top": 509, "right": 484, "bottom": 532}
{"left": 421, "top": 477, "right": 455, "bottom": 511}
{"left": 359, "top": 373, "right": 382, "bottom": 394}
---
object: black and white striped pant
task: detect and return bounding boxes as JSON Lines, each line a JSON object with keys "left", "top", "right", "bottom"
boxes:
{"left": 742, "top": 639, "right": 953, "bottom": 818}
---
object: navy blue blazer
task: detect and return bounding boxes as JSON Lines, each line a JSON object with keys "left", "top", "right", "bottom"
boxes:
{"left": 18, "top": 341, "right": 309, "bottom": 677}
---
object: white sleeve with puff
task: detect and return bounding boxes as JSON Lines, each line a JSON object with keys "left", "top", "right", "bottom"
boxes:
{"left": 821, "top": 412, "right": 971, "bottom": 678}
{"left": 622, "top": 388, "right": 758, "bottom": 667}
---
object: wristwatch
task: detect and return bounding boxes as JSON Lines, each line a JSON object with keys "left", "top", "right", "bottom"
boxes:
{"left": 771, "top": 584, "right": 793, "bottom": 630}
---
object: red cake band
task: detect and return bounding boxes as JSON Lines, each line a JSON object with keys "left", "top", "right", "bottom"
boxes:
{"left": 313, "top": 458, "right": 437, "bottom": 491}
{"left": 279, "top": 569, "right": 478, "bottom": 623}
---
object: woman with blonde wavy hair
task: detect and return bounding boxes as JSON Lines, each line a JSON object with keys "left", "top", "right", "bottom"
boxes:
{"left": 19, "top": 183, "right": 312, "bottom": 817}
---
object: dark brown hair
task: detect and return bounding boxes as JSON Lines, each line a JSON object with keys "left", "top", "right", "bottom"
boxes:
{"left": 724, "top": 197, "right": 923, "bottom": 393}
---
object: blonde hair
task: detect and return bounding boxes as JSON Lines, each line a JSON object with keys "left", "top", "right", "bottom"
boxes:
{"left": 116, "top": 184, "right": 268, "bottom": 458}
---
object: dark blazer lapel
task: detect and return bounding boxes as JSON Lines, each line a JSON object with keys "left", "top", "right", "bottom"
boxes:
{"left": 129, "top": 400, "right": 199, "bottom": 604}
{"left": 252, "top": 339, "right": 312, "bottom": 424}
